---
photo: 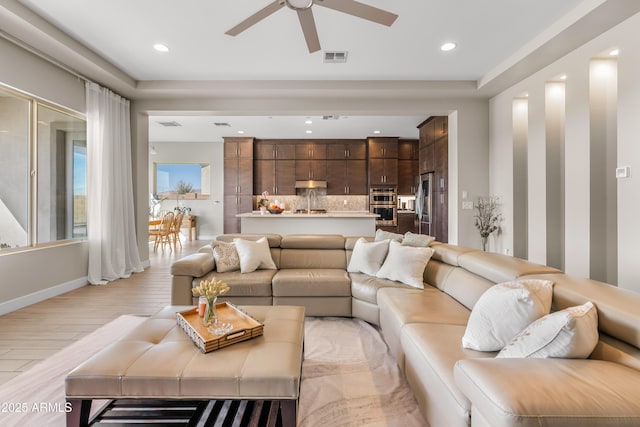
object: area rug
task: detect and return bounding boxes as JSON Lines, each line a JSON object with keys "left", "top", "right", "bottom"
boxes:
{"left": 0, "top": 315, "right": 427, "bottom": 426}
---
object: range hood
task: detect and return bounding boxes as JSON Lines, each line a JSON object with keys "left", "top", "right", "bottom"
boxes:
{"left": 295, "top": 180, "right": 327, "bottom": 189}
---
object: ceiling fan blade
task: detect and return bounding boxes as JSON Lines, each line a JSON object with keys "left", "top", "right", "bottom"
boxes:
{"left": 297, "top": 9, "right": 321, "bottom": 53}
{"left": 316, "top": 0, "right": 398, "bottom": 26}
{"left": 225, "top": 1, "right": 285, "bottom": 36}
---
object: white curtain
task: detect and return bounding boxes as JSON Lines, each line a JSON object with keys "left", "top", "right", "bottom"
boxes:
{"left": 86, "top": 82, "right": 143, "bottom": 285}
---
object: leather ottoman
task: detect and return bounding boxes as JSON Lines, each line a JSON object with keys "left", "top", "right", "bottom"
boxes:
{"left": 65, "top": 305, "right": 305, "bottom": 426}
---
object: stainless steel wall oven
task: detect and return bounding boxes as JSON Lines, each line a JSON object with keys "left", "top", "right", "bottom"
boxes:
{"left": 370, "top": 187, "right": 397, "bottom": 226}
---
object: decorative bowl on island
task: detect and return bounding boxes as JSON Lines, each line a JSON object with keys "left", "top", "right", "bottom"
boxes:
{"left": 267, "top": 206, "right": 284, "bottom": 214}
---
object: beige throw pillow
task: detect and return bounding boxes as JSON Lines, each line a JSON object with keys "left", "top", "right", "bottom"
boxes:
{"left": 462, "top": 279, "right": 554, "bottom": 351}
{"left": 375, "top": 240, "right": 434, "bottom": 289}
{"left": 212, "top": 241, "right": 240, "bottom": 273}
{"left": 402, "top": 232, "right": 436, "bottom": 247}
{"left": 347, "top": 238, "right": 390, "bottom": 276}
{"left": 375, "top": 229, "right": 403, "bottom": 242}
{"left": 233, "top": 237, "right": 277, "bottom": 273}
{"left": 498, "top": 301, "right": 599, "bottom": 359}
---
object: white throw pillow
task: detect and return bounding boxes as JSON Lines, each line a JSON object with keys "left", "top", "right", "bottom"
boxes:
{"left": 233, "top": 237, "right": 277, "bottom": 273}
{"left": 347, "top": 238, "right": 390, "bottom": 276}
{"left": 402, "top": 232, "right": 436, "bottom": 247}
{"left": 375, "top": 229, "right": 403, "bottom": 242}
{"left": 376, "top": 240, "right": 434, "bottom": 289}
{"left": 497, "top": 301, "right": 599, "bottom": 359}
{"left": 212, "top": 241, "right": 240, "bottom": 273}
{"left": 462, "top": 279, "right": 554, "bottom": 351}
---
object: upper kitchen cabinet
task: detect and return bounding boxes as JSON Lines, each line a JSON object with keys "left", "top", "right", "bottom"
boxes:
{"left": 368, "top": 137, "right": 398, "bottom": 186}
{"left": 326, "top": 141, "right": 366, "bottom": 159}
{"left": 295, "top": 159, "right": 327, "bottom": 181}
{"left": 398, "top": 139, "right": 419, "bottom": 195}
{"left": 368, "top": 137, "right": 399, "bottom": 159}
{"left": 254, "top": 141, "right": 296, "bottom": 160}
{"left": 295, "top": 142, "right": 327, "bottom": 159}
{"left": 326, "top": 159, "right": 367, "bottom": 195}
{"left": 224, "top": 137, "right": 253, "bottom": 160}
{"left": 254, "top": 159, "right": 296, "bottom": 196}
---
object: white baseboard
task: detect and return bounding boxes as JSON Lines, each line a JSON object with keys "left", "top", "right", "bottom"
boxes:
{"left": 0, "top": 276, "right": 89, "bottom": 316}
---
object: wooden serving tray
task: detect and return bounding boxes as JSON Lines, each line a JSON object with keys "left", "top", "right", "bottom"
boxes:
{"left": 176, "top": 302, "right": 264, "bottom": 353}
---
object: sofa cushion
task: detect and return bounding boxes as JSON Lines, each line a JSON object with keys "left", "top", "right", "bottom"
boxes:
{"left": 431, "top": 244, "right": 476, "bottom": 266}
{"left": 196, "top": 269, "right": 276, "bottom": 297}
{"left": 349, "top": 273, "right": 411, "bottom": 304}
{"left": 378, "top": 287, "right": 471, "bottom": 364}
{"left": 347, "top": 238, "right": 390, "bottom": 276}
{"left": 454, "top": 358, "right": 640, "bottom": 427}
{"left": 462, "top": 279, "right": 554, "bottom": 351}
{"left": 280, "top": 234, "right": 344, "bottom": 249}
{"left": 402, "top": 323, "right": 496, "bottom": 427}
{"left": 233, "top": 237, "right": 277, "bottom": 273}
{"left": 214, "top": 233, "right": 282, "bottom": 248}
{"left": 170, "top": 252, "right": 215, "bottom": 277}
{"left": 376, "top": 240, "right": 434, "bottom": 288}
{"left": 498, "top": 301, "right": 599, "bottom": 359}
{"left": 272, "top": 269, "right": 351, "bottom": 297}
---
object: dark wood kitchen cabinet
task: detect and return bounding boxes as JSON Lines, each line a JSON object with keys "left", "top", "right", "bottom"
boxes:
{"left": 417, "top": 116, "right": 448, "bottom": 242}
{"left": 223, "top": 137, "right": 254, "bottom": 233}
{"left": 368, "top": 137, "right": 398, "bottom": 186}
{"left": 254, "top": 141, "right": 296, "bottom": 160}
{"left": 397, "top": 211, "right": 418, "bottom": 234}
{"left": 326, "top": 159, "right": 367, "bottom": 195}
{"left": 295, "top": 142, "right": 327, "bottom": 159}
{"left": 326, "top": 141, "right": 366, "bottom": 159}
{"left": 397, "top": 139, "right": 418, "bottom": 195}
{"left": 295, "top": 159, "right": 327, "bottom": 181}
{"left": 254, "top": 159, "right": 295, "bottom": 196}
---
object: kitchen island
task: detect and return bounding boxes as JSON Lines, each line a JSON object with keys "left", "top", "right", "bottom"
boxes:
{"left": 237, "top": 211, "right": 378, "bottom": 237}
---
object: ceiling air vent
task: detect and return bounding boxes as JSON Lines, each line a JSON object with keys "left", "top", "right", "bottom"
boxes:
{"left": 322, "top": 115, "right": 340, "bottom": 120}
{"left": 214, "top": 122, "right": 231, "bottom": 127}
{"left": 323, "top": 51, "right": 348, "bottom": 63}
{"left": 157, "top": 121, "right": 182, "bottom": 127}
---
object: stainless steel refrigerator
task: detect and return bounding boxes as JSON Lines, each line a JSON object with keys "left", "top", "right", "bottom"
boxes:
{"left": 416, "top": 173, "right": 433, "bottom": 236}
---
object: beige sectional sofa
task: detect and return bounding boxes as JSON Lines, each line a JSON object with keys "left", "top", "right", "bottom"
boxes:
{"left": 170, "top": 233, "right": 640, "bottom": 427}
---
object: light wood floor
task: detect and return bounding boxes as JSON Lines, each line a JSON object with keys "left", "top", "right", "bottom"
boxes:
{"left": 0, "top": 239, "right": 202, "bottom": 385}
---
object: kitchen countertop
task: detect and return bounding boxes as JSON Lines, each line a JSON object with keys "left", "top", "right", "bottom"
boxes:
{"left": 237, "top": 211, "right": 378, "bottom": 218}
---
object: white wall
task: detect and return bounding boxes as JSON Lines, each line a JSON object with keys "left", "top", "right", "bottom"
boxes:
{"left": 489, "top": 11, "right": 640, "bottom": 292}
{"left": 148, "top": 141, "right": 225, "bottom": 241}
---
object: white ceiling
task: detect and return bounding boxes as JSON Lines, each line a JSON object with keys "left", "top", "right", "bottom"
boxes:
{"left": 5, "top": 0, "right": 638, "bottom": 141}
{"left": 17, "top": 0, "right": 583, "bottom": 81}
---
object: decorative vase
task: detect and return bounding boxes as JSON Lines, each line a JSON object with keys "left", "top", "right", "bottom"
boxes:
{"left": 260, "top": 206, "right": 267, "bottom": 215}
{"left": 202, "top": 296, "right": 218, "bottom": 327}
{"left": 481, "top": 235, "right": 488, "bottom": 251}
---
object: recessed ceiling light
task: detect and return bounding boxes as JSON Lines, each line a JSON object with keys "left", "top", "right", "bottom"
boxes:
{"left": 609, "top": 48, "right": 619, "bottom": 56}
{"left": 440, "top": 42, "right": 457, "bottom": 52}
{"left": 237, "top": 130, "right": 245, "bottom": 134}
{"left": 560, "top": 74, "right": 567, "bottom": 80}
{"left": 305, "top": 120, "right": 313, "bottom": 124}
{"left": 306, "top": 130, "right": 313, "bottom": 134}
{"left": 373, "top": 130, "right": 381, "bottom": 134}
{"left": 153, "top": 43, "right": 169, "bottom": 52}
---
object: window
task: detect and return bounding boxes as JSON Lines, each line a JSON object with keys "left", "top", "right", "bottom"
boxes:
{"left": 153, "top": 163, "right": 211, "bottom": 200}
{"left": 0, "top": 85, "right": 87, "bottom": 250}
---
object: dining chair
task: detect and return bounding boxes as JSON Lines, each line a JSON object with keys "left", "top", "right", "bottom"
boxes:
{"left": 171, "top": 212, "right": 185, "bottom": 251}
{"left": 149, "top": 211, "right": 174, "bottom": 252}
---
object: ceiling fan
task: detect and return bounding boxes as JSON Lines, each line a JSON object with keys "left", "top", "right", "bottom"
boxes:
{"left": 225, "top": 0, "right": 398, "bottom": 53}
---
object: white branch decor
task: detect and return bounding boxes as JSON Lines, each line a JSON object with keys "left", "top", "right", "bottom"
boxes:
{"left": 474, "top": 196, "right": 502, "bottom": 251}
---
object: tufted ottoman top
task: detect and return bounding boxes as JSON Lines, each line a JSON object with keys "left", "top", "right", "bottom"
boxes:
{"left": 65, "top": 305, "right": 305, "bottom": 400}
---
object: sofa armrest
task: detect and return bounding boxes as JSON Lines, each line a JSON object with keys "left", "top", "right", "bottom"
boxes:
{"left": 171, "top": 252, "right": 215, "bottom": 278}
{"left": 454, "top": 358, "right": 640, "bottom": 426}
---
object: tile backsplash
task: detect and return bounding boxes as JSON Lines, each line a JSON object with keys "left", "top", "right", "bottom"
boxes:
{"left": 254, "top": 193, "right": 368, "bottom": 212}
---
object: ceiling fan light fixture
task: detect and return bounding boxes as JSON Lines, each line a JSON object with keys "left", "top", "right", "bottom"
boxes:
{"left": 286, "top": 0, "right": 313, "bottom": 10}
